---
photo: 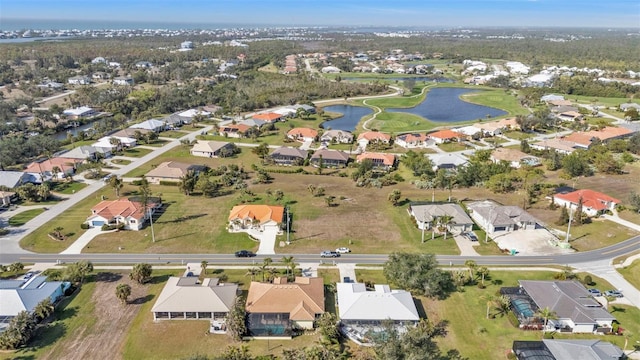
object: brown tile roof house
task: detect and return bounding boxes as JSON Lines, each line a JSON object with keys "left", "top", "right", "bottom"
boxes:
{"left": 86, "top": 198, "right": 159, "bottom": 230}
{"left": 253, "top": 112, "right": 283, "bottom": 123}
{"left": 270, "top": 146, "right": 308, "bottom": 166}
{"left": 357, "top": 131, "right": 392, "bottom": 144}
{"left": 287, "top": 128, "right": 318, "bottom": 142}
{"left": 145, "top": 161, "right": 206, "bottom": 183}
{"left": 562, "top": 127, "right": 633, "bottom": 149}
{"left": 395, "top": 133, "right": 429, "bottom": 148}
{"left": 356, "top": 152, "right": 396, "bottom": 168}
{"left": 246, "top": 277, "right": 325, "bottom": 336}
{"left": 530, "top": 138, "right": 579, "bottom": 154}
{"left": 220, "top": 124, "right": 251, "bottom": 138}
{"left": 428, "top": 129, "right": 463, "bottom": 143}
{"left": 25, "top": 157, "right": 82, "bottom": 179}
{"left": 309, "top": 149, "right": 350, "bottom": 168}
{"left": 228, "top": 205, "right": 284, "bottom": 226}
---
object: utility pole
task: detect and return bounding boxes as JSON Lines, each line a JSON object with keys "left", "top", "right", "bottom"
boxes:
{"left": 421, "top": 210, "right": 426, "bottom": 243}
{"left": 149, "top": 208, "right": 155, "bottom": 243}
{"left": 565, "top": 207, "right": 573, "bottom": 243}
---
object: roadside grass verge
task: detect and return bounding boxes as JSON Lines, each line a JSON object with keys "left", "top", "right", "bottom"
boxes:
{"left": 122, "top": 147, "right": 153, "bottom": 158}
{"left": 563, "top": 219, "right": 639, "bottom": 252}
{"left": 8, "top": 208, "right": 46, "bottom": 226}
{"left": 111, "top": 158, "right": 132, "bottom": 165}
{"left": 437, "top": 142, "right": 469, "bottom": 152}
{"left": 617, "top": 259, "right": 640, "bottom": 291}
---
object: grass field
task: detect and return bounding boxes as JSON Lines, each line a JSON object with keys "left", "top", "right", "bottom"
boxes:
{"left": 366, "top": 111, "right": 441, "bottom": 133}
{"left": 617, "top": 259, "right": 640, "bottom": 291}
{"left": 8, "top": 208, "right": 45, "bottom": 226}
{"left": 122, "top": 147, "right": 153, "bottom": 158}
{"left": 159, "top": 130, "right": 190, "bottom": 138}
{"left": 565, "top": 219, "right": 639, "bottom": 252}
{"left": 503, "top": 130, "right": 535, "bottom": 141}
{"left": 569, "top": 95, "right": 640, "bottom": 108}
{"left": 111, "top": 158, "right": 132, "bottom": 165}
{"left": 49, "top": 181, "right": 88, "bottom": 195}
{"left": 461, "top": 89, "right": 528, "bottom": 116}
{"left": 437, "top": 142, "right": 469, "bottom": 152}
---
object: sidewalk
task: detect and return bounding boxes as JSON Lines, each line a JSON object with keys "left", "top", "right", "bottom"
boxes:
{"left": 602, "top": 214, "right": 640, "bottom": 232}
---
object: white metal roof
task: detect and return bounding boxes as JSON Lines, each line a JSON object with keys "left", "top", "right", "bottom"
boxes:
{"left": 336, "top": 282, "right": 419, "bottom": 321}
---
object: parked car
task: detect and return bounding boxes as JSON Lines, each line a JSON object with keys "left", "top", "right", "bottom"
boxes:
{"left": 234, "top": 250, "right": 255, "bottom": 258}
{"left": 320, "top": 251, "right": 340, "bottom": 258}
{"left": 604, "top": 290, "right": 623, "bottom": 298}
{"left": 336, "top": 247, "right": 351, "bottom": 254}
{"left": 463, "top": 232, "right": 478, "bottom": 241}
{"left": 23, "top": 271, "right": 36, "bottom": 280}
{"left": 588, "top": 289, "right": 602, "bottom": 296}
{"left": 102, "top": 174, "right": 116, "bottom": 183}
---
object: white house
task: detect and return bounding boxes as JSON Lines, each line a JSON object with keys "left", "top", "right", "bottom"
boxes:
{"left": 113, "top": 76, "right": 134, "bottom": 86}
{"left": 86, "top": 198, "right": 159, "bottom": 230}
{"left": 63, "top": 106, "right": 97, "bottom": 119}
{"left": 130, "top": 119, "right": 166, "bottom": 133}
{"left": 190, "top": 141, "right": 234, "bottom": 158}
{"left": 67, "top": 75, "right": 91, "bottom": 85}
{"left": 467, "top": 200, "right": 537, "bottom": 233}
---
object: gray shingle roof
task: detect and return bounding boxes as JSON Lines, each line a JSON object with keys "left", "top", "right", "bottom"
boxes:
{"left": 271, "top": 146, "right": 308, "bottom": 158}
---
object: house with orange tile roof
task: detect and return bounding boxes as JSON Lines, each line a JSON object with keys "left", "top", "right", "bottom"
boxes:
{"left": 491, "top": 148, "right": 540, "bottom": 168}
{"left": 252, "top": 112, "right": 284, "bottom": 123}
{"left": 287, "top": 127, "right": 318, "bottom": 142}
{"left": 395, "top": 133, "right": 429, "bottom": 148}
{"left": 86, "top": 198, "right": 160, "bottom": 230}
{"left": 553, "top": 189, "right": 621, "bottom": 217}
{"left": 562, "top": 126, "right": 633, "bottom": 149}
{"left": 228, "top": 204, "right": 284, "bottom": 232}
{"left": 530, "top": 138, "right": 578, "bottom": 154}
{"left": 471, "top": 117, "right": 520, "bottom": 136}
{"left": 356, "top": 152, "right": 397, "bottom": 170}
{"left": 219, "top": 124, "right": 251, "bottom": 138}
{"left": 245, "top": 276, "right": 324, "bottom": 336}
{"left": 428, "top": 129, "right": 463, "bottom": 144}
{"left": 357, "top": 131, "right": 392, "bottom": 148}
{"left": 561, "top": 133, "right": 593, "bottom": 149}
{"left": 24, "top": 157, "right": 82, "bottom": 180}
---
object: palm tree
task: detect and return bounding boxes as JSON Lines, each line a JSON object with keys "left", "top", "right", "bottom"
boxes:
{"left": 453, "top": 270, "right": 467, "bottom": 289}
{"left": 200, "top": 261, "right": 208, "bottom": 275}
{"left": 266, "top": 267, "right": 279, "bottom": 282}
{"left": 464, "top": 260, "right": 477, "bottom": 279}
{"left": 388, "top": 189, "right": 402, "bottom": 206}
{"left": 438, "top": 215, "right": 455, "bottom": 240}
{"left": 245, "top": 267, "right": 259, "bottom": 282}
{"left": 477, "top": 266, "right": 490, "bottom": 286}
{"left": 51, "top": 166, "right": 61, "bottom": 182}
{"left": 481, "top": 294, "right": 496, "bottom": 319}
{"left": 109, "top": 176, "right": 123, "bottom": 197}
{"left": 33, "top": 298, "right": 54, "bottom": 321}
{"left": 281, "top": 256, "right": 295, "bottom": 278}
{"left": 116, "top": 283, "right": 132, "bottom": 304}
{"left": 307, "top": 184, "right": 316, "bottom": 195}
{"left": 494, "top": 295, "right": 511, "bottom": 317}
{"left": 535, "top": 307, "right": 557, "bottom": 331}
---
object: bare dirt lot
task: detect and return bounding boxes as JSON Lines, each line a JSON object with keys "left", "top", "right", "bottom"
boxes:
{"left": 40, "top": 273, "right": 147, "bottom": 360}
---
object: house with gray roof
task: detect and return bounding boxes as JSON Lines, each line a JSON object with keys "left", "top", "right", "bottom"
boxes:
{"left": 0, "top": 171, "right": 31, "bottom": 189}
{"left": 320, "top": 129, "right": 354, "bottom": 144}
{"left": 190, "top": 140, "right": 235, "bottom": 158}
{"left": 61, "top": 145, "right": 99, "bottom": 161}
{"left": 310, "top": 149, "right": 350, "bottom": 168}
{"left": 467, "top": 200, "right": 537, "bottom": 233}
{"left": 509, "top": 280, "right": 615, "bottom": 333}
{"left": 145, "top": 161, "right": 207, "bottom": 184}
{"left": 0, "top": 276, "right": 71, "bottom": 332}
{"left": 270, "top": 146, "right": 308, "bottom": 166}
{"left": 337, "top": 282, "right": 419, "bottom": 344}
{"left": 513, "top": 340, "right": 623, "bottom": 360}
{"left": 427, "top": 153, "right": 469, "bottom": 171}
{"left": 239, "top": 118, "right": 267, "bottom": 128}
{"left": 619, "top": 103, "right": 640, "bottom": 111}
{"left": 130, "top": 119, "right": 166, "bottom": 133}
{"left": 151, "top": 277, "right": 238, "bottom": 327}
{"left": 408, "top": 202, "right": 474, "bottom": 233}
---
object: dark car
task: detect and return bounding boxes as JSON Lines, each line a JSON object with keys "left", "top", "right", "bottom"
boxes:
{"left": 234, "top": 250, "right": 254, "bottom": 258}
{"left": 463, "top": 232, "right": 479, "bottom": 242}
{"left": 321, "top": 251, "right": 340, "bottom": 258}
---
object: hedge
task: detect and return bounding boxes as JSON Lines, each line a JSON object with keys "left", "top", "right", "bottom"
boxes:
{"left": 159, "top": 180, "right": 180, "bottom": 186}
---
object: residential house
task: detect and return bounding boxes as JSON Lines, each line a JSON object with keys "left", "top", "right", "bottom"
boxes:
{"left": 472, "top": 117, "right": 520, "bottom": 136}
{"left": 562, "top": 126, "right": 633, "bottom": 149}
{"left": 309, "top": 149, "right": 350, "bottom": 168}
{"left": 219, "top": 124, "right": 251, "bottom": 138}
{"left": 320, "top": 129, "right": 353, "bottom": 144}
{"left": 356, "top": 152, "right": 396, "bottom": 170}
{"left": 530, "top": 138, "right": 577, "bottom": 155}
{"left": 558, "top": 111, "right": 584, "bottom": 122}
{"left": 61, "top": 145, "right": 99, "bottom": 161}
{"left": 427, "top": 153, "right": 469, "bottom": 171}
{"left": 93, "top": 135, "right": 136, "bottom": 152}
{"left": 428, "top": 129, "right": 463, "bottom": 144}
{"left": 86, "top": 198, "right": 160, "bottom": 230}
{"left": 110, "top": 128, "right": 151, "bottom": 139}
{"left": 239, "top": 119, "right": 267, "bottom": 128}
{"left": 512, "top": 340, "right": 624, "bottom": 360}
{"left": 337, "top": 282, "right": 419, "bottom": 344}
{"left": 357, "top": 131, "right": 391, "bottom": 148}
{"left": 145, "top": 161, "right": 206, "bottom": 184}
{"left": 270, "top": 147, "right": 308, "bottom": 166}
{"left": 491, "top": 148, "right": 540, "bottom": 168}
{"left": 407, "top": 202, "right": 474, "bottom": 233}
{"left": 467, "top": 200, "right": 537, "bottom": 233}
{"left": 245, "top": 277, "right": 325, "bottom": 337}
{"left": 91, "top": 56, "right": 107, "bottom": 64}
{"left": 540, "top": 94, "right": 565, "bottom": 103}
{"left": 287, "top": 128, "right": 318, "bottom": 142}
{"left": 135, "top": 61, "right": 153, "bottom": 68}
{"left": 395, "top": 133, "right": 429, "bottom": 148}
{"left": 272, "top": 108, "right": 297, "bottom": 118}
{"left": 113, "top": 76, "right": 134, "bottom": 86}
{"left": 0, "top": 191, "right": 16, "bottom": 206}
{"left": 228, "top": 204, "right": 284, "bottom": 232}
{"left": 0, "top": 171, "right": 32, "bottom": 189}
{"left": 190, "top": 141, "right": 235, "bottom": 158}
{"left": 504, "top": 280, "right": 616, "bottom": 333}
{"left": 25, "top": 157, "right": 81, "bottom": 180}
{"left": 0, "top": 276, "right": 71, "bottom": 332}
{"left": 161, "top": 113, "right": 188, "bottom": 129}
{"left": 92, "top": 72, "right": 110, "bottom": 80}
{"left": 67, "top": 75, "right": 91, "bottom": 85}
{"left": 63, "top": 106, "right": 97, "bottom": 120}
{"left": 289, "top": 104, "right": 316, "bottom": 114}
{"left": 177, "top": 109, "right": 211, "bottom": 123}
{"left": 130, "top": 119, "right": 166, "bottom": 133}
{"left": 151, "top": 277, "right": 238, "bottom": 325}
{"left": 252, "top": 112, "right": 283, "bottom": 123}
{"left": 620, "top": 103, "right": 640, "bottom": 111}
{"left": 553, "top": 189, "right": 620, "bottom": 217}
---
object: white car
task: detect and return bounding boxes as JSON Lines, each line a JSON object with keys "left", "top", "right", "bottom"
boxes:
{"left": 336, "top": 247, "right": 351, "bottom": 254}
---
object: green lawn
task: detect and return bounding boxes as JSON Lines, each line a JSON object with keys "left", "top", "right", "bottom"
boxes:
{"left": 503, "top": 130, "right": 535, "bottom": 141}
{"left": 437, "top": 142, "right": 469, "bottom": 152}
{"left": 569, "top": 95, "right": 640, "bottom": 108}
{"left": 49, "top": 181, "right": 88, "bottom": 195}
{"left": 618, "top": 259, "right": 640, "bottom": 291}
{"left": 8, "top": 208, "right": 45, "bottom": 226}
{"left": 461, "top": 89, "right": 528, "bottom": 116}
{"left": 366, "top": 111, "right": 441, "bottom": 133}
{"left": 122, "top": 147, "right": 153, "bottom": 158}
{"left": 111, "top": 158, "right": 132, "bottom": 165}
{"left": 144, "top": 139, "right": 171, "bottom": 147}
{"left": 560, "top": 219, "right": 640, "bottom": 252}
{"left": 159, "top": 130, "right": 189, "bottom": 138}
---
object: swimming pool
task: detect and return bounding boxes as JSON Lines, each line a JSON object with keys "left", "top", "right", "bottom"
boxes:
{"left": 511, "top": 298, "right": 535, "bottom": 318}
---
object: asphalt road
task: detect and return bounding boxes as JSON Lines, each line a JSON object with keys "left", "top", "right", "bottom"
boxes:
{"left": 4, "top": 235, "right": 638, "bottom": 266}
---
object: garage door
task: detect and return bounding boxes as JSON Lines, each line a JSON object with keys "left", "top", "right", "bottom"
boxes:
{"left": 92, "top": 220, "right": 105, "bottom": 227}
{"left": 493, "top": 226, "right": 506, "bottom": 231}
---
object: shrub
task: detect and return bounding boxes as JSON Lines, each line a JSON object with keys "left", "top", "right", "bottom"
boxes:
{"left": 80, "top": 223, "right": 90, "bottom": 230}
{"left": 543, "top": 332, "right": 554, "bottom": 339}
{"left": 131, "top": 180, "right": 143, "bottom": 186}
{"left": 159, "top": 180, "right": 179, "bottom": 186}
{"left": 583, "top": 275, "right": 593, "bottom": 286}
{"left": 101, "top": 224, "right": 117, "bottom": 231}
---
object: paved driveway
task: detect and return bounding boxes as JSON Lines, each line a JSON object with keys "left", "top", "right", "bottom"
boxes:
{"left": 492, "top": 228, "right": 574, "bottom": 256}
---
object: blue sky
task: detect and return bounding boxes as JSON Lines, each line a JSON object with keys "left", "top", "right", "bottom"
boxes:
{"left": 1, "top": 0, "right": 638, "bottom": 28}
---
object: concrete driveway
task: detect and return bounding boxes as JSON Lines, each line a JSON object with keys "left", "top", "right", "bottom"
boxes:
{"left": 491, "top": 228, "right": 574, "bottom": 256}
